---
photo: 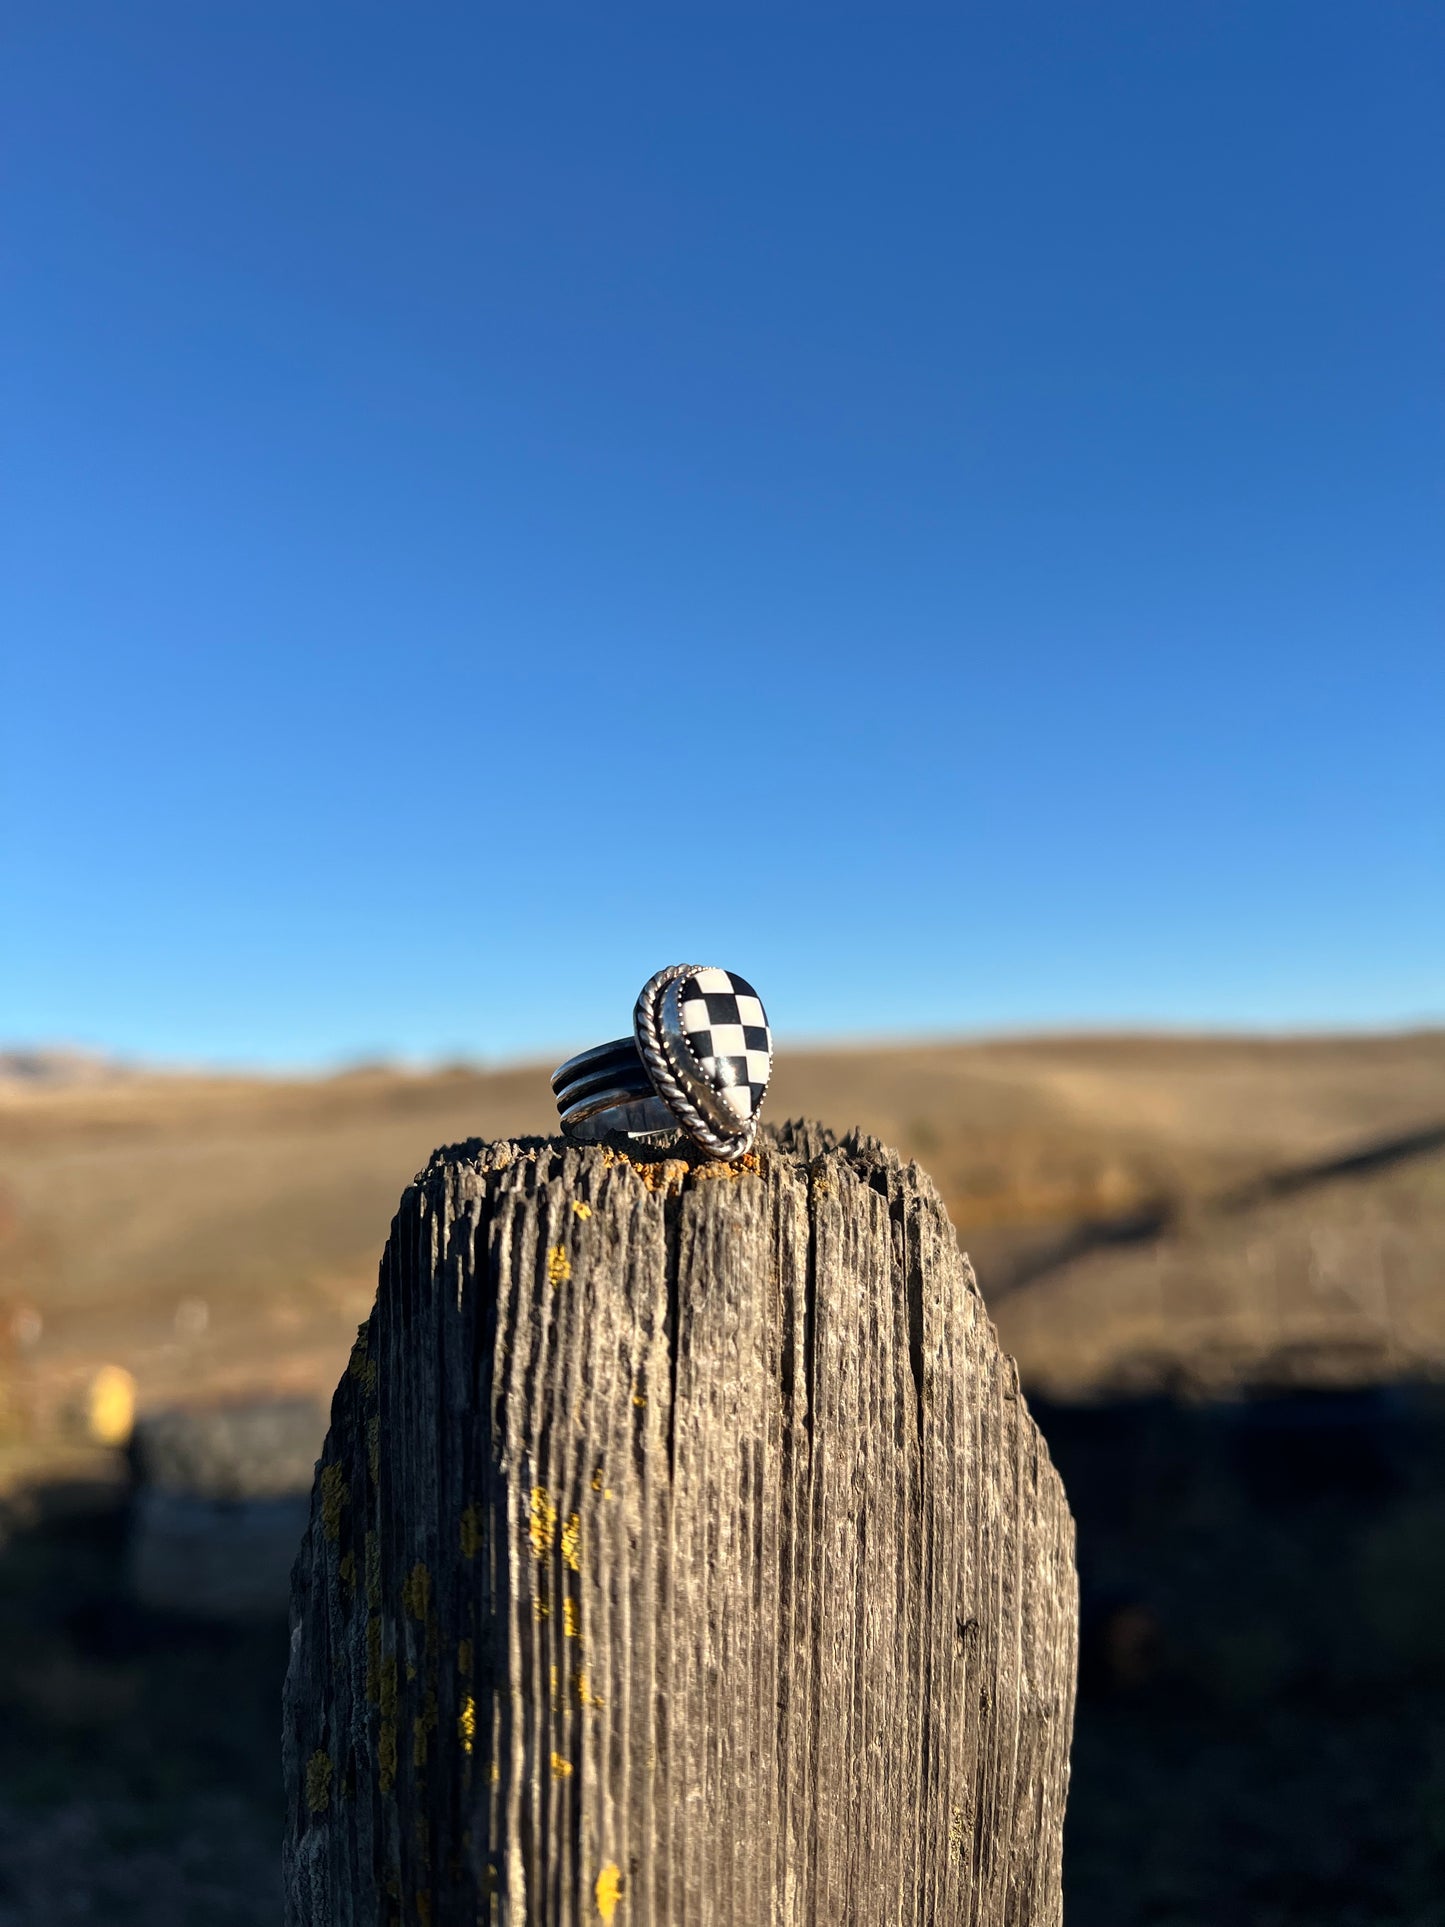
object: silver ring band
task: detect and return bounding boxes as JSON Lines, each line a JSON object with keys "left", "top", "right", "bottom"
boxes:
{"left": 550, "top": 965, "right": 773, "bottom": 1162}
{"left": 550, "top": 1039, "right": 676, "bottom": 1138}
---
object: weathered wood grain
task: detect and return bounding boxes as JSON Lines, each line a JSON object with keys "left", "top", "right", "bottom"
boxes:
{"left": 283, "top": 1121, "right": 1077, "bottom": 1926}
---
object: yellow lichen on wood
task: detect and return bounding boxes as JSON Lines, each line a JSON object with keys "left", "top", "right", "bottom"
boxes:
{"left": 575, "top": 1668, "right": 605, "bottom": 1709}
{"left": 595, "top": 1862, "right": 624, "bottom": 1919}
{"left": 459, "top": 1504, "right": 481, "bottom": 1559}
{"left": 561, "top": 1512, "right": 581, "bottom": 1572}
{"left": 571, "top": 1200, "right": 592, "bottom": 1219}
{"left": 378, "top": 1721, "right": 397, "bottom": 1793}
{"left": 458, "top": 1695, "right": 476, "bottom": 1754}
{"left": 347, "top": 1333, "right": 379, "bottom": 1395}
{"left": 529, "top": 1486, "right": 558, "bottom": 1557}
{"left": 550, "top": 1752, "right": 573, "bottom": 1779}
{"left": 547, "top": 1244, "right": 572, "bottom": 1287}
{"left": 319, "top": 1462, "right": 348, "bottom": 1543}
{"left": 305, "top": 1749, "right": 333, "bottom": 1814}
{"left": 402, "top": 1562, "right": 431, "bottom": 1622}
{"left": 413, "top": 1687, "right": 438, "bottom": 1768}
{"left": 563, "top": 1597, "right": 581, "bottom": 1639}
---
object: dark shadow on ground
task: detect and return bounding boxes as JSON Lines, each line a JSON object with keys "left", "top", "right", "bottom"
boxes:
{"left": 1033, "top": 1383, "right": 1445, "bottom": 1927}
{"left": 2, "top": 1386, "right": 1444, "bottom": 1924}
{"left": 0, "top": 1480, "right": 285, "bottom": 1926}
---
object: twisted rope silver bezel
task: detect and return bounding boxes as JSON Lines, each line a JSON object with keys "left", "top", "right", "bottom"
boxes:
{"left": 633, "top": 964, "right": 759, "bottom": 1163}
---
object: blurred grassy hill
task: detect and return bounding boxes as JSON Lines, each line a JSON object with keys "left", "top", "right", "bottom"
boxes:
{"left": 2, "top": 1030, "right": 1443, "bottom": 1443}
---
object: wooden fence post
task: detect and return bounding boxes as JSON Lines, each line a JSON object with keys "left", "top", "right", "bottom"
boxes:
{"left": 283, "top": 1121, "right": 1077, "bottom": 1925}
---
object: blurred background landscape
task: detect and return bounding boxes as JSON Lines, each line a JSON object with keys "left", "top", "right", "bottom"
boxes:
{"left": 4, "top": 1034, "right": 1445, "bottom": 1922}
{"left": 2, "top": 3, "right": 1441, "bottom": 1922}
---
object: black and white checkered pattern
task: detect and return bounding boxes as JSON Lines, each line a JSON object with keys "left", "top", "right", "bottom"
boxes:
{"left": 677, "top": 968, "right": 772, "bottom": 1123}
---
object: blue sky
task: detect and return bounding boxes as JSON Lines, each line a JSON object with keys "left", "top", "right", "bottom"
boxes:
{"left": 2, "top": 4, "right": 1440, "bottom": 1067}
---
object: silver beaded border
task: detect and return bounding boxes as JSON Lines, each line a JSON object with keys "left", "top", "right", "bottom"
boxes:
{"left": 633, "top": 963, "right": 759, "bottom": 1162}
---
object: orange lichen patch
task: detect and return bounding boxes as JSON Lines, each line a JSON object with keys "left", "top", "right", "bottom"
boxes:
{"left": 602, "top": 1147, "right": 690, "bottom": 1193}
{"left": 596, "top": 1862, "right": 624, "bottom": 1919}
{"left": 305, "top": 1749, "right": 333, "bottom": 1814}
{"left": 561, "top": 1513, "right": 581, "bottom": 1572}
{"left": 693, "top": 1150, "right": 762, "bottom": 1183}
{"left": 602, "top": 1143, "right": 760, "bottom": 1190}
{"left": 550, "top": 1751, "right": 573, "bottom": 1780}
{"left": 529, "top": 1486, "right": 558, "bottom": 1557}
{"left": 547, "top": 1244, "right": 572, "bottom": 1287}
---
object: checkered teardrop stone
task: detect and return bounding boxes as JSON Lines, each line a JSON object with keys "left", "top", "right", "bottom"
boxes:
{"left": 676, "top": 968, "right": 772, "bottom": 1123}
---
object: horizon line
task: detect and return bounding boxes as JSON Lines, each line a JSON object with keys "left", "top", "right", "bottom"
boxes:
{"left": 5, "top": 1017, "right": 1442, "bottom": 1085}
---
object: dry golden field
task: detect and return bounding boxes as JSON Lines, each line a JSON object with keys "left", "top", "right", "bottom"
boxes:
{"left": 1, "top": 1030, "right": 1442, "bottom": 1447}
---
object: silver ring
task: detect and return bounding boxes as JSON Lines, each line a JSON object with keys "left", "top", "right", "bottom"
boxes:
{"left": 551, "top": 965, "right": 773, "bottom": 1162}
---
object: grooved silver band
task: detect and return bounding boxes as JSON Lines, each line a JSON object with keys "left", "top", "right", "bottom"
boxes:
{"left": 550, "top": 1038, "right": 676, "bottom": 1139}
